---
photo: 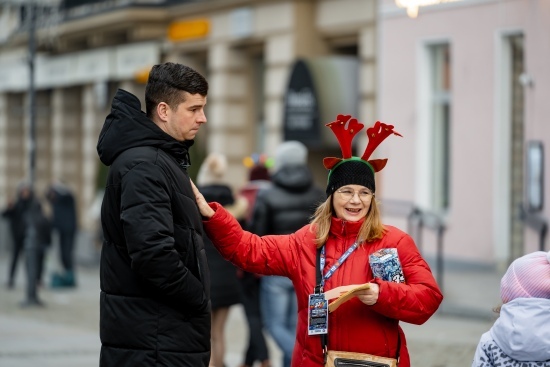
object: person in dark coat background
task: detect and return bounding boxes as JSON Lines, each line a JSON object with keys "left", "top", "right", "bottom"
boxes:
{"left": 46, "top": 180, "right": 77, "bottom": 287}
{"left": 96, "top": 62, "right": 211, "bottom": 367}
{"left": 3, "top": 182, "right": 52, "bottom": 289}
{"left": 248, "top": 141, "right": 325, "bottom": 367}
{"left": 33, "top": 198, "right": 52, "bottom": 287}
{"left": 237, "top": 161, "right": 272, "bottom": 367}
{"left": 197, "top": 152, "right": 247, "bottom": 367}
{"left": 3, "top": 182, "right": 33, "bottom": 289}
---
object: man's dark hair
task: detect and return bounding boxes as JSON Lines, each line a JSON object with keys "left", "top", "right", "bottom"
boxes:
{"left": 145, "top": 62, "right": 208, "bottom": 118}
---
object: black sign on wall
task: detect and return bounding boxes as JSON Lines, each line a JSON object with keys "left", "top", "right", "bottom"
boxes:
{"left": 283, "top": 59, "right": 321, "bottom": 146}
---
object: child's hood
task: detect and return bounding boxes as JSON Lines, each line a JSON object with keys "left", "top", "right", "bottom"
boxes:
{"left": 490, "top": 297, "right": 550, "bottom": 362}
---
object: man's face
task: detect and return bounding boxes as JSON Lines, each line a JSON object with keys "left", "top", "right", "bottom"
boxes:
{"left": 163, "top": 91, "right": 207, "bottom": 142}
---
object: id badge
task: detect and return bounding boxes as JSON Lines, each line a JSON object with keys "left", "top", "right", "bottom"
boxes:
{"left": 308, "top": 293, "right": 328, "bottom": 335}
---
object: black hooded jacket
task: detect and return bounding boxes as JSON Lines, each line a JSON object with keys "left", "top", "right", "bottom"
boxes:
{"left": 248, "top": 164, "right": 325, "bottom": 236}
{"left": 96, "top": 89, "right": 211, "bottom": 367}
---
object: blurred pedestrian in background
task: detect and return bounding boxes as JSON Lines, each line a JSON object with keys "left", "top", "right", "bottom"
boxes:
{"left": 96, "top": 62, "right": 211, "bottom": 367}
{"left": 472, "top": 250, "right": 550, "bottom": 366}
{"left": 240, "top": 154, "right": 272, "bottom": 224}
{"left": 197, "top": 152, "right": 247, "bottom": 367}
{"left": 46, "top": 179, "right": 77, "bottom": 288}
{"left": 248, "top": 141, "right": 325, "bottom": 367}
{"left": 32, "top": 198, "right": 52, "bottom": 288}
{"left": 237, "top": 156, "right": 273, "bottom": 367}
{"left": 2, "top": 182, "right": 33, "bottom": 289}
{"left": 2, "top": 182, "right": 52, "bottom": 290}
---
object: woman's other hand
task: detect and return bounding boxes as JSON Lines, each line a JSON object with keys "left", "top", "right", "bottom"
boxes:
{"left": 190, "top": 180, "right": 215, "bottom": 219}
{"left": 355, "top": 283, "right": 379, "bottom": 306}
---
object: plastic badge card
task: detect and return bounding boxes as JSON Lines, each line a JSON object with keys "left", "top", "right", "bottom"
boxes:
{"left": 308, "top": 294, "right": 328, "bottom": 335}
{"left": 369, "top": 248, "right": 405, "bottom": 283}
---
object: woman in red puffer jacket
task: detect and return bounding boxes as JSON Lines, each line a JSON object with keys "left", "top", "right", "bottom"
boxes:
{"left": 193, "top": 116, "right": 443, "bottom": 367}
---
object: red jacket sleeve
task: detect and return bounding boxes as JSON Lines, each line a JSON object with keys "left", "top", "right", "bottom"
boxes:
{"left": 370, "top": 232, "right": 443, "bottom": 324}
{"left": 202, "top": 202, "right": 301, "bottom": 279}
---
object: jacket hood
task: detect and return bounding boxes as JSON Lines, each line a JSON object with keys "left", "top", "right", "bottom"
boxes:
{"left": 491, "top": 298, "right": 550, "bottom": 361}
{"left": 271, "top": 165, "right": 314, "bottom": 192}
{"left": 97, "top": 89, "right": 193, "bottom": 166}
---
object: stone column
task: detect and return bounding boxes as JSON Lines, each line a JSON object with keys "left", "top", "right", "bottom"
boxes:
{"left": 263, "top": 33, "right": 292, "bottom": 155}
{"left": 207, "top": 43, "right": 253, "bottom": 189}
{"left": 51, "top": 88, "right": 65, "bottom": 183}
{"left": 0, "top": 93, "right": 7, "bottom": 206}
{"left": 34, "top": 91, "right": 52, "bottom": 195}
{"left": 22, "top": 91, "right": 52, "bottom": 192}
{"left": 260, "top": 1, "right": 330, "bottom": 186}
{"left": 357, "top": 0, "right": 378, "bottom": 148}
{"left": 81, "top": 84, "right": 103, "bottom": 231}
{"left": 2, "top": 93, "right": 25, "bottom": 199}
{"left": 51, "top": 87, "right": 83, "bottom": 224}
{"left": 0, "top": 93, "right": 25, "bottom": 254}
{"left": 263, "top": 1, "right": 328, "bottom": 154}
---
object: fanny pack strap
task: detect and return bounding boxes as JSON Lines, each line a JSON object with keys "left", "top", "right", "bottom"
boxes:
{"left": 315, "top": 247, "right": 401, "bottom": 364}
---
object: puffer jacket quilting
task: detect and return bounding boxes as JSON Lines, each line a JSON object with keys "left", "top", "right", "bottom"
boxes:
{"left": 203, "top": 203, "right": 443, "bottom": 367}
{"left": 97, "top": 89, "right": 211, "bottom": 367}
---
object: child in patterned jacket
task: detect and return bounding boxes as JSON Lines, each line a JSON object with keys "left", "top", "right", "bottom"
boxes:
{"left": 472, "top": 251, "right": 550, "bottom": 366}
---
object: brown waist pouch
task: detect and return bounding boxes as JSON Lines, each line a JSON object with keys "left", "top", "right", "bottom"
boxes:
{"left": 326, "top": 350, "right": 398, "bottom": 367}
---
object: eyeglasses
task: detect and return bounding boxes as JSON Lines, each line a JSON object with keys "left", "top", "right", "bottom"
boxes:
{"left": 336, "top": 188, "right": 373, "bottom": 201}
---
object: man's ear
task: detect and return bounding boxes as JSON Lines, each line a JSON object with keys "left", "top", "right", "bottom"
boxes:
{"left": 156, "top": 102, "right": 170, "bottom": 123}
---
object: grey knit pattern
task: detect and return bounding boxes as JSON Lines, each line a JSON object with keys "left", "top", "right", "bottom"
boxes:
{"left": 475, "top": 339, "right": 550, "bottom": 367}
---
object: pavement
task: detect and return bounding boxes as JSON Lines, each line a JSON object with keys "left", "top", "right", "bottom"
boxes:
{"left": 0, "top": 232, "right": 503, "bottom": 367}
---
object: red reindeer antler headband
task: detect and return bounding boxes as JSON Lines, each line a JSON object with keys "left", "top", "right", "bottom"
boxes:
{"left": 324, "top": 114, "right": 402, "bottom": 175}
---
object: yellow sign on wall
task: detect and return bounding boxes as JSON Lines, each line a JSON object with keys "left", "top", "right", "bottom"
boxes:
{"left": 134, "top": 67, "right": 151, "bottom": 84}
{"left": 168, "top": 18, "right": 210, "bottom": 42}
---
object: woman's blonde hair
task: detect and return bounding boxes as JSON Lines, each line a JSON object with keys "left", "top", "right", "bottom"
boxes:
{"left": 310, "top": 195, "right": 385, "bottom": 247}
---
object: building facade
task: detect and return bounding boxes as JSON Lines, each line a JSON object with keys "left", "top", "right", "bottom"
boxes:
{"left": 379, "top": 0, "right": 549, "bottom": 268}
{"left": 1, "top": 0, "right": 547, "bottom": 269}
{"left": 0, "top": 0, "right": 377, "bottom": 232}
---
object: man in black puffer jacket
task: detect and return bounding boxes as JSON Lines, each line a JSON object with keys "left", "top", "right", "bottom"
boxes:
{"left": 96, "top": 62, "right": 211, "bottom": 367}
{"left": 248, "top": 141, "right": 325, "bottom": 367}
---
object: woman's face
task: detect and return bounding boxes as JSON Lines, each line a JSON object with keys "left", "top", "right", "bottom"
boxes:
{"left": 332, "top": 184, "right": 373, "bottom": 222}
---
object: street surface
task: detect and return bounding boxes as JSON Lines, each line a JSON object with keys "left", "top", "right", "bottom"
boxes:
{"left": 0, "top": 239, "right": 501, "bottom": 367}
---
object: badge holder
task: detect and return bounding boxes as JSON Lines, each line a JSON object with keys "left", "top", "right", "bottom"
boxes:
{"left": 308, "top": 285, "right": 328, "bottom": 336}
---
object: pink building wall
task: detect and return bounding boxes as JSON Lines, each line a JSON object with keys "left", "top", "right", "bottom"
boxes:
{"left": 378, "top": 0, "right": 550, "bottom": 265}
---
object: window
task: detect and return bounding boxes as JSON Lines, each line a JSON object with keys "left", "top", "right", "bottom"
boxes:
{"left": 430, "top": 44, "right": 451, "bottom": 211}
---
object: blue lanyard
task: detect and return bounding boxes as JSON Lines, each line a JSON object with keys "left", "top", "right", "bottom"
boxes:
{"left": 319, "top": 242, "right": 358, "bottom": 289}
